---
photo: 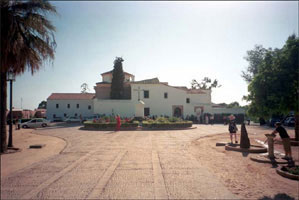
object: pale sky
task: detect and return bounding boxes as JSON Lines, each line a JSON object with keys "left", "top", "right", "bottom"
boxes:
{"left": 8, "top": 1, "right": 298, "bottom": 110}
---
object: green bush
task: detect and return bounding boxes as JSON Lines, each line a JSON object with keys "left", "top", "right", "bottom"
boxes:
{"left": 142, "top": 120, "right": 192, "bottom": 129}
{"left": 282, "top": 166, "right": 299, "bottom": 175}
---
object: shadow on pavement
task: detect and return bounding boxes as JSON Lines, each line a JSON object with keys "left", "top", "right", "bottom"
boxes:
{"left": 258, "top": 193, "right": 295, "bottom": 200}
{"left": 242, "top": 152, "right": 249, "bottom": 157}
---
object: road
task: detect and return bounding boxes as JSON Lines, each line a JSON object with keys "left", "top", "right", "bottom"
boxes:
{"left": 1, "top": 124, "right": 238, "bottom": 199}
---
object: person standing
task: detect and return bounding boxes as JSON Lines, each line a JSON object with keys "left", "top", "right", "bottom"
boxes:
{"left": 271, "top": 122, "right": 293, "bottom": 161}
{"left": 205, "top": 115, "right": 209, "bottom": 124}
{"left": 115, "top": 115, "right": 121, "bottom": 132}
{"left": 15, "top": 117, "right": 19, "bottom": 130}
{"left": 18, "top": 118, "right": 21, "bottom": 130}
{"left": 210, "top": 114, "right": 214, "bottom": 125}
{"left": 228, "top": 119, "right": 238, "bottom": 144}
{"left": 79, "top": 114, "right": 83, "bottom": 123}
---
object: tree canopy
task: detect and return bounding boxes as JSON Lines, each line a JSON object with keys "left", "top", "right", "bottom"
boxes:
{"left": 243, "top": 34, "right": 299, "bottom": 119}
{"left": 80, "top": 83, "right": 89, "bottom": 93}
{"left": 38, "top": 100, "right": 47, "bottom": 109}
{"left": 110, "top": 57, "right": 125, "bottom": 99}
{"left": 191, "top": 77, "right": 221, "bottom": 90}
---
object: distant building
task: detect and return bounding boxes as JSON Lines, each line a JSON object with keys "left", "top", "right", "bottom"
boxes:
{"left": 46, "top": 68, "right": 245, "bottom": 122}
{"left": 34, "top": 109, "right": 47, "bottom": 118}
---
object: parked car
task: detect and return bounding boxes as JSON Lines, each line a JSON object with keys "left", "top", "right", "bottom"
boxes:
{"left": 52, "top": 117, "right": 63, "bottom": 122}
{"left": 65, "top": 116, "right": 81, "bottom": 123}
{"left": 21, "top": 118, "right": 50, "bottom": 128}
{"left": 268, "top": 117, "right": 282, "bottom": 127}
{"left": 82, "top": 116, "right": 94, "bottom": 122}
{"left": 283, "top": 117, "right": 295, "bottom": 127}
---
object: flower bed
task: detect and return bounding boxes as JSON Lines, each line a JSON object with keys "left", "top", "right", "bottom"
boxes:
{"left": 83, "top": 121, "right": 139, "bottom": 130}
{"left": 276, "top": 166, "right": 299, "bottom": 180}
{"left": 142, "top": 117, "right": 192, "bottom": 129}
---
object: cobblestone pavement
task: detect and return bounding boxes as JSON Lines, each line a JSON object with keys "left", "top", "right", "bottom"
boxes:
{"left": 2, "top": 124, "right": 269, "bottom": 199}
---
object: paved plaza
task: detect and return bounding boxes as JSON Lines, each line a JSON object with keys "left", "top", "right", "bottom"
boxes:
{"left": 1, "top": 124, "right": 295, "bottom": 199}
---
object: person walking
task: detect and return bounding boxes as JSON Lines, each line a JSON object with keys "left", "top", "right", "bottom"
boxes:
{"left": 271, "top": 122, "right": 293, "bottom": 161}
{"left": 115, "top": 115, "right": 121, "bottom": 132}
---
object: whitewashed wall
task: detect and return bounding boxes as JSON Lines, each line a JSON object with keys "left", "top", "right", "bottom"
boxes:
{"left": 130, "top": 83, "right": 212, "bottom": 117}
{"left": 46, "top": 99, "right": 94, "bottom": 120}
{"left": 93, "top": 99, "right": 135, "bottom": 117}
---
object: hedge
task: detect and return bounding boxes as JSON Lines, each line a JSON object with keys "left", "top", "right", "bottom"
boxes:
{"left": 83, "top": 121, "right": 139, "bottom": 130}
{"left": 83, "top": 120, "right": 193, "bottom": 130}
{"left": 142, "top": 121, "right": 192, "bottom": 129}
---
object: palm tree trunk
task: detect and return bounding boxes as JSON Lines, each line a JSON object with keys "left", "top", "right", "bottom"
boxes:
{"left": 295, "top": 113, "right": 299, "bottom": 141}
{"left": 1, "top": 71, "right": 7, "bottom": 153}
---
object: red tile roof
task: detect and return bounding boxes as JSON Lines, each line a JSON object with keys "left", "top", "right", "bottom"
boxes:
{"left": 47, "top": 93, "right": 95, "bottom": 100}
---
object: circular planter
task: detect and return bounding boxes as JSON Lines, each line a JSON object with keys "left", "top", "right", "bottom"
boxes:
{"left": 290, "top": 138, "right": 299, "bottom": 146}
{"left": 225, "top": 144, "right": 267, "bottom": 153}
{"left": 276, "top": 167, "right": 299, "bottom": 180}
{"left": 250, "top": 154, "right": 288, "bottom": 164}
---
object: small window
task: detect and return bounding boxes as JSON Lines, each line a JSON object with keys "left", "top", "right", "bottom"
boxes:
{"left": 56, "top": 104, "right": 59, "bottom": 108}
{"left": 88, "top": 105, "right": 91, "bottom": 110}
{"left": 53, "top": 114, "right": 56, "bottom": 118}
{"left": 67, "top": 104, "right": 70, "bottom": 109}
{"left": 164, "top": 92, "right": 168, "bottom": 99}
{"left": 144, "top": 107, "right": 150, "bottom": 116}
{"left": 144, "top": 90, "right": 149, "bottom": 98}
{"left": 186, "top": 98, "right": 190, "bottom": 103}
{"left": 75, "top": 113, "right": 77, "bottom": 117}
{"left": 31, "top": 119, "right": 37, "bottom": 123}
{"left": 64, "top": 113, "right": 67, "bottom": 117}
{"left": 37, "top": 119, "right": 43, "bottom": 122}
{"left": 77, "top": 104, "right": 79, "bottom": 108}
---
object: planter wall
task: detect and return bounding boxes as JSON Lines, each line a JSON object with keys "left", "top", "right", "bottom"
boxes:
{"left": 84, "top": 122, "right": 139, "bottom": 130}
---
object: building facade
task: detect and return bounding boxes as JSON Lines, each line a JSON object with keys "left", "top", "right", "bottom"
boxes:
{"left": 46, "top": 69, "right": 245, "bottom": 121}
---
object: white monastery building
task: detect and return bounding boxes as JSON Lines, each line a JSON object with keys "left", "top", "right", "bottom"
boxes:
{"left": 47, "top": 68, "right": 245, "bottom": 121}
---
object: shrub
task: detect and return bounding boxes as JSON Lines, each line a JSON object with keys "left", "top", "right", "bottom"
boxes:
{"left": 168, "top": 117, "right": 182, "bottom": 122}
{"left": 142, "top": 120, "right": 192, "bottom": 129}
{"left": 282, "top": 166, "right": 299, "bottom": 175}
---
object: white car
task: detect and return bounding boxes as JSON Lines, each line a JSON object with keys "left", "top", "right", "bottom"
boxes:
{"left": 21, "top": 118, "right": 50, "bottom": 128}
{"left": 65, "top": 117, "right": 81, "bottom": 122}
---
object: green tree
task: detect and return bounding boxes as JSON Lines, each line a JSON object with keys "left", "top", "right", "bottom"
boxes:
{"left": 80, "top": 83, "right": 89, "bottom": 93}
{"left": 191, "top": 77, "right": 221, "bottom": 90}
{"left": 241, "top": 45, "right": 267, "bottom": 83}
{"left": 1, "top": 0, "right": 57, "bottom": 152}
{"left": 227, "top": 101, "right": 240, "bottom": 108}
{"left": 38, "top": 100, "right": 47, "bottom": 109}
{"left": 110, "top": 57, "right": 125, "bottom": 99}
{"left": 243, "top": 34, "right": 299, "bottom": 140}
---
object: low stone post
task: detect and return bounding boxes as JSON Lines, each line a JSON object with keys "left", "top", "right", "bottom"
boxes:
{"left": 265, "top": 134, "right": 275, "bottom": 159}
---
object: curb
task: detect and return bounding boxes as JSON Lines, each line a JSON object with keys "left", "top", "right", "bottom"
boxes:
{"left": 250, "top": 154, "right": 288, "bottom": 164}
{"left": 225, "top": 144, "right": 267, "bottom": 153}
{"left": 276, "top": 168, "right": 299, "bottom": 180}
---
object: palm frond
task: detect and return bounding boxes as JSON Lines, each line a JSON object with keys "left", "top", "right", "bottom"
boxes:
{"left": 1, "top": 0, "right": 57, "bottom": 75}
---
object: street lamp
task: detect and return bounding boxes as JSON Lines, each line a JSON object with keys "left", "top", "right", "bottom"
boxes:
{"left": 7, "top": 69, "right": 15, "bottom": 148}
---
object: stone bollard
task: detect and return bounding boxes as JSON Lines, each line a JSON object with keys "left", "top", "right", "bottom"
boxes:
{"left": 265, "top": 134, "right": 275, "bottom": 159}
{"left": 240, "top": 123, "right": 250, "bottom": 149}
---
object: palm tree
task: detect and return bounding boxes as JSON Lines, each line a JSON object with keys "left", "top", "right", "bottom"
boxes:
{"left": 1, "top": 0, "right": 57, "bottom": 153}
